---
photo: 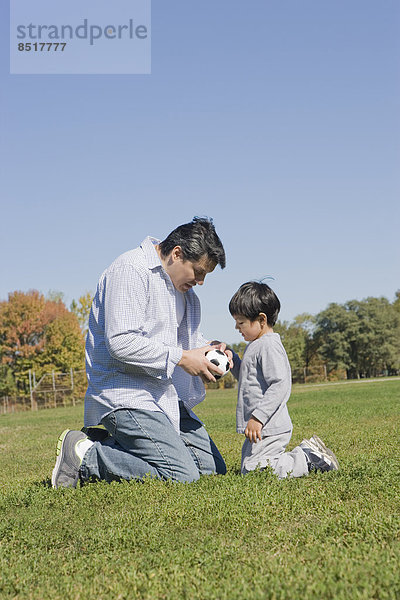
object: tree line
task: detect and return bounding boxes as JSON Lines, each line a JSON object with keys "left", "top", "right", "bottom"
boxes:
{"left": 1, "top": 289, "right": 399, "bottom": 397}
{"left": 233, "top": 292, "right": 400, "bottom": 383}
{"left": 0, "top": 290, "right": 91, "bottom": 397}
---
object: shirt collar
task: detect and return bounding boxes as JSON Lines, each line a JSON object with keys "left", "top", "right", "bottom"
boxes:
{"left": 140, "top": 236, "right": 162, "bottom": 270}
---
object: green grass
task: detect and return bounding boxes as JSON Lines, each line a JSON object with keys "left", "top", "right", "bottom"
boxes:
{"left": 1, "top": 380, "right": 399, "bottom": 599}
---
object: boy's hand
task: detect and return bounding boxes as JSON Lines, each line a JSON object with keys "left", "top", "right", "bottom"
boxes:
{"left": 210, "top": 340, "right": 234, "bottom": 369}
{"left": 245, "top": 417, "right": 263, "bottom": 443}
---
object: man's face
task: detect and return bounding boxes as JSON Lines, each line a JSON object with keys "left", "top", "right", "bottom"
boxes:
{"left": 166, "top": 247, "right": 216, "bottom": 293}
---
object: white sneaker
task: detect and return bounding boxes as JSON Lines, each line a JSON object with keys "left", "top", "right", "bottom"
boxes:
{"left": 300, "top": 439, "right": 339, "bottom": 472}
{"left": 310, "top": 435, "right": 340, "bottom": 470}
{"left": 51, "top": 429, "right": 91, "bottom": 489}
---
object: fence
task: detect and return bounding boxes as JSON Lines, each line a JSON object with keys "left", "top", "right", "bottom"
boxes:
{"left": 1, "top": 369, "right": 87, "bottom": 415}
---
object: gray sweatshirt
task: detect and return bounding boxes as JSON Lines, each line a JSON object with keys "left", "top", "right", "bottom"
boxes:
{"left": 232, "top": 333, "right": 293, "bottom": 435}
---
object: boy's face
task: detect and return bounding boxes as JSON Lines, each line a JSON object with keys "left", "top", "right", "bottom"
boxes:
{"left": 233, "top": 314, "right": 265, "bottom": 342}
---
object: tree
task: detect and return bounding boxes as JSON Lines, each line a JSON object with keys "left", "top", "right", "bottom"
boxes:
{"left": 40, "top": 312, "right": 86, "bottom": 372}
{"left": 70, "top": 292, "right": 93, "bottom": 336}
{"left": 292, "top": 313, "right": 318, "bottom": 369}
{"left": 274, "top": 320, "right": 305, "bottom": 382}
{"left": 231, "top": 342, "right": 247, "bottom": 358}
{"left": 0, "top": 290, "right": 85, "bottom": 395}
{"left": 393, "top": 290, "right": 400, "bottom": 315}
{"left": 275, "top": 316, "right": 320, "bottom": 383}
{"left": 346, "top": 297, "right": 400, "bottom": 377}
{"left": 314, "top": 303, "right": 360, "bottom": 378}
{"left": 0, "top": 365, "right": 16, "bottom": 397}
{"left": 314, "top": 298, "right": 400, "bottom": 379}
{"left": 47, "top": 290, "right": 65, "bottom": 303}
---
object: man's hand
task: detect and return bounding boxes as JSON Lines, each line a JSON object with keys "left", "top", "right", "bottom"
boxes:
{"left": 245, "top": 416, "right": 263, "bottom": 443}
{"left": 178, "top": 345, "right": 224, "bottom": 382}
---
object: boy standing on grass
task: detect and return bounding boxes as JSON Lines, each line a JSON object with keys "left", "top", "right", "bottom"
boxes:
{"left": 229, "top": 281, "right": 339, "bottom": 479}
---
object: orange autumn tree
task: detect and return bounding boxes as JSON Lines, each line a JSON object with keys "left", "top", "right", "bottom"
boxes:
{"left": 0, "top": 290, "right": 84, "bottom": 396}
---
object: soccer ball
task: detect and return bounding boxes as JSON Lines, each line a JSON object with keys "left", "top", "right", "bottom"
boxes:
{"left": 206, "top": 349, "right": 230, "bottom": 379}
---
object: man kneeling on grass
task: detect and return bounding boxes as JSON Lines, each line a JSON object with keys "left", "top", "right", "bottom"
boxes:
{"left": 229, "top": 281, "right": 339, "bottom": 478}
{"left": 52, "top": 217, "right": 232, "bottom": 488}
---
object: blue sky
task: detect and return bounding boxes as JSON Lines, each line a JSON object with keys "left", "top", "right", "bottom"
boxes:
{"left": 1, "top": 1, "right": 399, "bottom": 344}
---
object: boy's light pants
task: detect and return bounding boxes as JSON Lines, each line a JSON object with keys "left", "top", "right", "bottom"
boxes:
{"left": 241, "top": 431, "right": 309, "bottom": 479}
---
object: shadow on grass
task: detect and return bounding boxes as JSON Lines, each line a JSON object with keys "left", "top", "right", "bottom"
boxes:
{"left": 39, "top": 478, "right": 52, "bottom": 488}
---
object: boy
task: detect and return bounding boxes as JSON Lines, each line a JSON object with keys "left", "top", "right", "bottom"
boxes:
{"left": 229, "top": 281, "right": 339, "bottom": 479}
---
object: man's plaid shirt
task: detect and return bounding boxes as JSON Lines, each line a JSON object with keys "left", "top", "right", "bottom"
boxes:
{"left": 84, "top": 236, "right": 208, "bottom": 432}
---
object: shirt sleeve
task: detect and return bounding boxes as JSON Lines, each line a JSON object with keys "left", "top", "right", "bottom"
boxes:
{"left": 196, "top": 332, "right": 210, "bottom": 347}
{"left": 229, "top": 350, "right": 241, "bottom": 380}
{"left": 103, "top": 265, "right": 182, "bottom": 379}
{"left": 251, "top": 342, "right": 291, "bottom": 426}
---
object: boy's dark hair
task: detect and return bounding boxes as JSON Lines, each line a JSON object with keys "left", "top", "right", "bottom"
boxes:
{"left": 159, "top": 217, "right": 226, "bottom": 268}
{"left": 229, "top": 281, "right": 281, "bottom": 326}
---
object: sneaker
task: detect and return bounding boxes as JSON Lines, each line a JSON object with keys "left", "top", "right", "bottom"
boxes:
{"left": 300, "top": 437, "right": 321, "bottom": 455}
{"left": 310, "top": 435, "right": 340, "bottom": 470}
{"left": 51, "top": 429, "right": 88, "bottom": 489}
{"left": 300, "top": 439, "right": 339, "bottom": 472}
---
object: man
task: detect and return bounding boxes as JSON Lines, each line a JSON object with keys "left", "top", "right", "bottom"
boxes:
{"left": 52, "top": 217, "right": 230, "bottom": 488}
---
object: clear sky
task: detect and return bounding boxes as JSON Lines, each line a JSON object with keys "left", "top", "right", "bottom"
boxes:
{"left": 1, "top": 1, "right": 399, "bottom": 344}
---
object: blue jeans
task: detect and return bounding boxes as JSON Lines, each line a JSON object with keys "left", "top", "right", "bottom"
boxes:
{"left": 80, "top": 403, "right": 226, "bottom": 483}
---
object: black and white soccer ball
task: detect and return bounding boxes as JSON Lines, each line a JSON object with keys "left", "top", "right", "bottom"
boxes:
{"left": 206, "top": 349, "right": 230, "bottom": 379}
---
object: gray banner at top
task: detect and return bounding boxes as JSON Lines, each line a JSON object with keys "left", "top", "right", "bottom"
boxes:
{"left": 10, "top": 0, "right": 151, "bottom": 74}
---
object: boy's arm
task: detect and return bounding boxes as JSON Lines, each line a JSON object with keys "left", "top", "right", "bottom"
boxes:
{"left": 225, "top": 346, "right": 241, "bottom": 379}
{"left": 251, "top": 343, "right": 291, "bottom": 426}
{"left": 104, "top": 265, "right": 182, "bottom": 379}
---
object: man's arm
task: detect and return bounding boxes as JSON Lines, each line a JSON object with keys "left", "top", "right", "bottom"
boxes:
{"left": 104, "top": 265, "right": 182, "bottom": 379}
{"left": 104, "top": 265, "right": 223, "bottom": 382}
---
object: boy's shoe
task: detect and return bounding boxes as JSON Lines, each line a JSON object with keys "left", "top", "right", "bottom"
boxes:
{"left": 300, "top": 439, "right": 339, "bottom": 473}
{"left": 310, "top": 435, "right": 340, "bottom": 470}
{"left": 51, "top": 429, "right": 88, "bottom": 489}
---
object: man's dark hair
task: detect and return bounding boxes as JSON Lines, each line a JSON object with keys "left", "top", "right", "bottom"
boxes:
{"left": 229, "top": 281, "right": 281, "bottom": 326}
{"left": 159, "top": 217, "right": 226, "bottom": 268}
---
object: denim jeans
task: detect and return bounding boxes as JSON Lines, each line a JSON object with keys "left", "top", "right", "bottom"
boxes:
{"left": 80, "top": 403, "right": 226, "bottom": 483}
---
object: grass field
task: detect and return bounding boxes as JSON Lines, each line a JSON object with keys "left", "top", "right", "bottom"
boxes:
{"left": 1, "top": 380, "right": 399, "bottom": 600}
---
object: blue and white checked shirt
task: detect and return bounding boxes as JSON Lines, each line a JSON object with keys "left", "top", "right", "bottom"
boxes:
{"left": 84, "top": 236, "right": 209, "bottom": 432}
